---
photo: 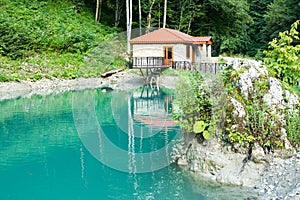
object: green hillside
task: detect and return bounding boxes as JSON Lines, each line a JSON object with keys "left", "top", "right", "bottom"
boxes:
{"left": 0, "top": 0, "right": 299, "bottom": 82}
{"left": 0, "top": 0, "right": 122, "bottom": 82}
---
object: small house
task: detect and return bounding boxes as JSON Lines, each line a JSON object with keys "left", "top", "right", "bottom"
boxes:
{"left": 129, "top": 28, "right": 212, "bottom": 69}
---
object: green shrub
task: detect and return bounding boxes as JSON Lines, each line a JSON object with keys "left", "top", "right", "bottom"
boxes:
{"left": 264, "top": 20, "right": 300, "bottom": 86}
{"left": 173, "top": 71, "right": 216, "bottom": 140}
{"left": 286, "top": 109, "right": 300, "bottom": 147}
{"left": 0, "top": 0, "right": 125, "bottom": 82}
{"left": 221, "top": 67, "right": 285, "bottom": 152}
{"left": 29, "top": 72, "right": 43, "bottom": 81}
{"left": 0, "top": 74, "right": 10, "bottom": 82}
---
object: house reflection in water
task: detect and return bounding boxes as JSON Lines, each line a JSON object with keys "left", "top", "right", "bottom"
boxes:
{"left": 131, "top": 84, "right": 175, "bottom": 128}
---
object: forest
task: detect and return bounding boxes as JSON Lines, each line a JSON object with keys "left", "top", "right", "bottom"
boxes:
{"left": 0, "top": 0, "right": 299, "bottom": 81}
{"left": 89, "top": 0, "right": 300, "bottom": 57}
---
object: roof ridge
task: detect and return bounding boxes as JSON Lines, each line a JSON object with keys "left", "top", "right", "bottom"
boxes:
{"left": 163, "top": 28, "right": 192, "bottom": 41}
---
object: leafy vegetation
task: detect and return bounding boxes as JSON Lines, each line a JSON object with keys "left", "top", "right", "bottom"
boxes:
{"left": 262, "top": 0, "right": 300, "bottom": 46}
{"left": 173, "top": 71, "right": 224, "bottom": 141}
{"left": 222, "top": 74, "right": 285, "bottom": 152}
{"left": 286, "top": 109, "right": 300, "bottom": 147}
{"left": 175, "top": 67, "right": 300, "bottom": 155}
{"left": 264, "top": 20, "right": 300, "bottom": 86}
{"left": 1, "top": 0, "right": 299, "bottom": 79}
{"left": 0, "top": 0, "right": 111, "bottom": 59}
{"left": 0, "top": 0, "right": 126, "bottom": 82}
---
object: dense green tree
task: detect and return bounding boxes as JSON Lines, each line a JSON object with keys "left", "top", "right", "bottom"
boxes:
{"left": 177, "top": 0, "right": 204, "bottom": 34}
{"left": 264, "top": 20, "right": 300, "bottom": 86}
{"left": 263, "top": 0, "right": 300, "bottom": 44}
{"left": 199, "top": 0, "right": 252, "bottom": 55}
{"left": 2, "top": 0, "right": 300, "bottom": 60}
{"left": 246, "top": 0, "right": 273, "bottom": 57}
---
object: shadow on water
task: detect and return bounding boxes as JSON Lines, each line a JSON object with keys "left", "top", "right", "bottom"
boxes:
{"left": 0, "top": 86, "right": 257, "bottom": 200}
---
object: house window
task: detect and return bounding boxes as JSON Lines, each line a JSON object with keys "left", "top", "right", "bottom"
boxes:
{"left": 186, "top": 45, "right": 190, "bottom": 59}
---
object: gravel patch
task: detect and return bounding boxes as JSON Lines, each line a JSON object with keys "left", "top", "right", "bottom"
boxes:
{"left": 257, "top": 154, "right": 300, "bottom": 200}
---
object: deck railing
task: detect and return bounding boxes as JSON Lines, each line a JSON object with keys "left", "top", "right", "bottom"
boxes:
{"left": 129, "top": 57, "right": 227, "bottom": 74}
{"left": 130, "top": 57, "right": 165, "bottom": 69}
{"left": 172, "top": 61, "right": 226, "bottom": 74}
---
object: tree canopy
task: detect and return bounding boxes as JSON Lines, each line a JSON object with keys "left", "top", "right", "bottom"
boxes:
{"left": 1, "top": 0, "right": 299, "bottom": 59}
{"left": 90, "top": 0, "right": 299, "bottom": 57}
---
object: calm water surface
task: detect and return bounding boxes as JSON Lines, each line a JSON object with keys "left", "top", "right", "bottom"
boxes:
{"left": 0, "top": 86, "right": 252, "bottom": 200}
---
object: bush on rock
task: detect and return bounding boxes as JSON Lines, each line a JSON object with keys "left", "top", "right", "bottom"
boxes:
{"left": 174, "top": 59, "right": 300, "bottom": 158}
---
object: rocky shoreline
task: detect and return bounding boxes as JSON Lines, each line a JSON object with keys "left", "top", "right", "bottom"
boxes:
{"left": 172, "top": 136, "right": 300, "bottom": 200}
{"left": 0, "top": 70, "right": 178, "bottom": 101}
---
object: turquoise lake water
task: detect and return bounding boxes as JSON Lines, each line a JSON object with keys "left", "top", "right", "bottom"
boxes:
{"left": 0, "top": 86, "right": 253, "bottom": 200}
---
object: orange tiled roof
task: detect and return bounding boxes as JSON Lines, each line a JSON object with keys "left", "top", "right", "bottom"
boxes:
{"left": 129, "top": 28, "right": 212, "bottom": 44}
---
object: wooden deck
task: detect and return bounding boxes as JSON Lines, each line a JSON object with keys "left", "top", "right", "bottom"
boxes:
{"left": 172, "top": 61, "right": 226, "bottom": 74}
{"left": 129, "top": 57, "right": 170, "bottom": 83}
{"left": 129, "top": 57, "right": 227, "bottom": 84}
{"left": 129, "top": 57, "right": 171, "bottom": 69}
{"left": 129, "top": 57, "right": 226, "bottom": 75}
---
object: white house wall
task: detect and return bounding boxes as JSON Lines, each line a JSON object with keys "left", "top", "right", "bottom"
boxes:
{"left": 132, "top": 44, "right": 164, "bottom": 57}
{"left": 199, "top": 44, "right": 212, "bottom": 62}
{"left": 132, "top": 43, "right": 211, "bottom": 63}
{"left": 173, "top": 44, "right": 187, "bottom": 61}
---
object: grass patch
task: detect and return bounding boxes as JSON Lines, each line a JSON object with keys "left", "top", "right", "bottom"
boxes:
{"left": 0, "top": 0, "right": 125, "bottom": 82}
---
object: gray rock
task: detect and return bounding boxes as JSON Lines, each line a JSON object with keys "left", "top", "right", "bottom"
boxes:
{"left": 263, "top": 77, "right": 284, "bottom": 110}
{"left": 175, "top": 138, "right": 265, "bottom": 188}
{"left": 177, "top": 157, "right": 188, "bottom": 166}
{"left": 230, "top": 97, "right": 246, "bottom": 118}
{"left": 251, "top": 143, "right": 268, "bottom": 164}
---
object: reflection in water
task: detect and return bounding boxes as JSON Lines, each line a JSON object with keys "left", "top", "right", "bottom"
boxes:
{"left": 131, "top": 84, "right": 175, "bottom": 175}
{"left": 132, "top": 84, "right": 175, "bottom": 127}
{"left": 0, "top": 88, "right": 255, "bottom": 200}
{"left": 128, "top": 95, "right": 136, "bottom": 174}
{"left": 77, "top": 85, "right": 181, "bottom": 173}
{"left": 126, "top": 84, "right": 176, "bottom": 179}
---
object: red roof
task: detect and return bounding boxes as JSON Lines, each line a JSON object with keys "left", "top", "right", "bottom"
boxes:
{"left": 130, "top": 28, "right": 212, "bottom": 45}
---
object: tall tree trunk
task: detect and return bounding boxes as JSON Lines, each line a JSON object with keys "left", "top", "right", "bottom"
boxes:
{"left": 178, "top": 0, "right": 188, "bottom": 31}
{"left": 146, "top": 0, "right": 156, "bottom": 33}
{"left": 126, "top": 0, "right": 132, "bottom": 55}
{"left": 130, "top": 0, "right": 132, "bottom": 35}
{"left": 187, "top": 0, "right": 195, "bottom": 35}
{"left": 158, "top": 3, "right": 161, "bottom": 28}
{"left": 187, "top": 12, "right": 194, "bottom": 34}
{"left": 99, "top": 0, "right": 102, "bottom": 21}
{"left": 163, "top": 0, "right": 167, "bottom": 28}
{"left": 115, "top": 0, "right": 123, "bottom": 27}
{"left": 138, "top": 0, "right": 142, "bottom": 35}
{"left": 126, "top": 0, "right": 129, "bottom": 53}
{"left": 115, "top": 0, "right": 119, "bottom": 26}
{"left": 95, "top": 0, "right": 99, "bottom": 21}
{"left": 95, "top": 0, "right": 102, "bottom": 22}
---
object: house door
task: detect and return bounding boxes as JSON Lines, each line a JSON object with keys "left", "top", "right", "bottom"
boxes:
{"left": 163, "top": 46, "right": 173, "bottom": 66}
